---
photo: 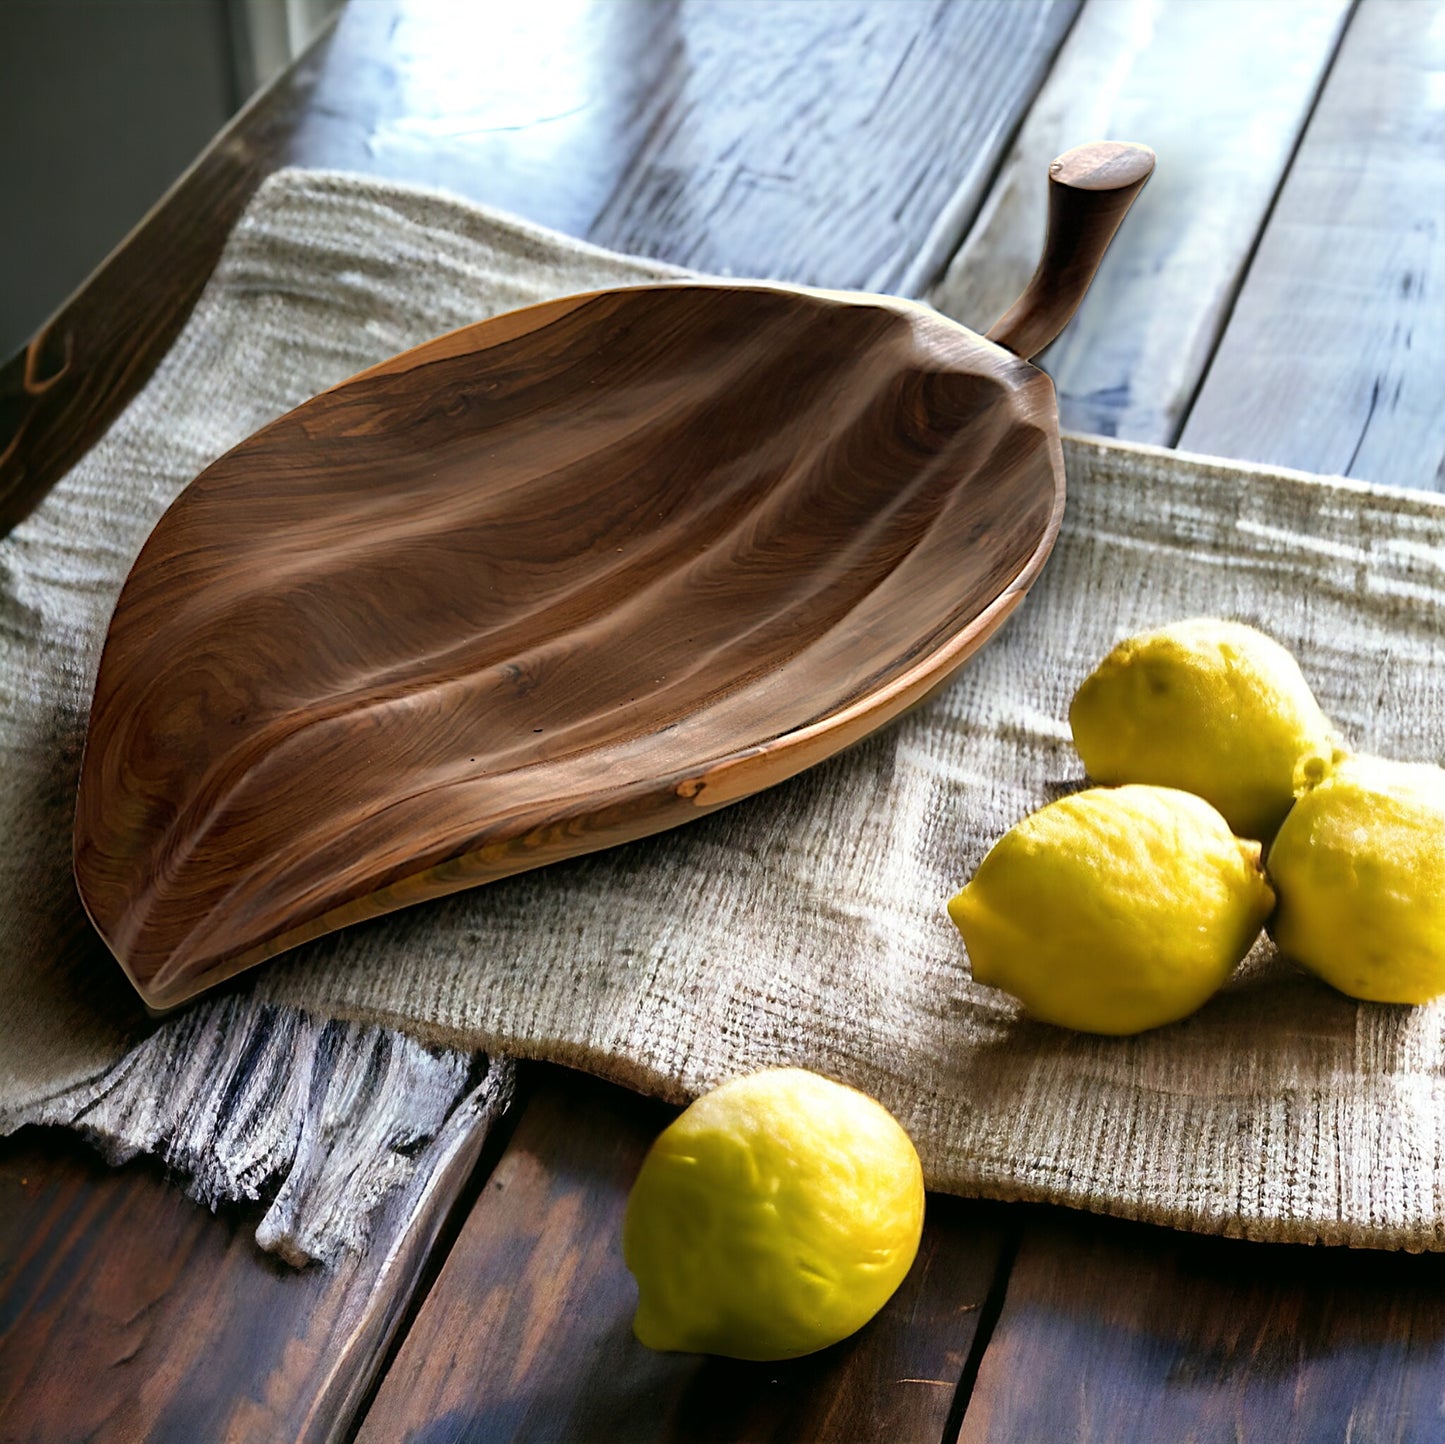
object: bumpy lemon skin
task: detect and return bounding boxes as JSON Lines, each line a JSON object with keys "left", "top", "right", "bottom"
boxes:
{"left": 948, "top": 785, "right": 1274, "bottom": 1035}
{"left": 1069, "top": 619, "right": 1337, "bottom": 839}
{"left": 622, "top": 1068, "right": 925, "bottom": 1361}
{"left": 1268, "top": 754, "right": 1445, "bottom": 1005}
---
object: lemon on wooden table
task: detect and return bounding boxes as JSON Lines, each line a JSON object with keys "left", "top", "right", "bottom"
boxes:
{"left": 622, "top": 1067, "right": 924, "bottom": 1361}
{"left": 947, "top": 785, "right": 1275, "bottom": 1035}
{"left": 1069, "top": 618, "right": 1339, "bottom": 839}
{"left": 1268, "top": 752, "right": 1445, "bottom": 1004}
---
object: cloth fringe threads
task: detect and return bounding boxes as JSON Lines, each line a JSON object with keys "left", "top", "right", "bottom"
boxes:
{"left": 25, "top": 997, "right": 512, "bottom": 1266}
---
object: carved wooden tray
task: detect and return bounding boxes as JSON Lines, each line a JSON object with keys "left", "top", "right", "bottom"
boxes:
{"left": 75, "top": 142, "right": 1153, "bottom": 1009}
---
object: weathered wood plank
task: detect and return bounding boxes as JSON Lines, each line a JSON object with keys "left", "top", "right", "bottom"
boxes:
{"left": 954, "top": 1211, "right": 1445, "bottom": 1444}
{"left": 0, "top": 0, "right": 1079, "bottom": 540}
{"left": 929, "top": 0, "right": 1352, "bottom": 441}
{"left": 1179, "top": 0, "right": 1445, "bottom": 488}
{"left": 592, "top": 0, "right": 1080, "bottom": 293}
{"left": 0, "top": 1097, "right": 505, "bottom": 1444}
{"left": 280, "top": 0, "right": 679, "bottom": 243}
{"left": 354, "top": 1070, "right": 1012, "bottom": 1444}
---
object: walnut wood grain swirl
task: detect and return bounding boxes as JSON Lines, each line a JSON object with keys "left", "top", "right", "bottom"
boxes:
{"left": 75, "top": 148, "right": 1152, "bottom": 1009}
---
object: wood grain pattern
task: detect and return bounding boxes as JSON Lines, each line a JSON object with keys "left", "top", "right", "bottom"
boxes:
{"left": 930, "top": 0, "right": 1353, "bottom": 440}
{"left": 280, "top": 0, "right": 681, "bottom": 242}
{"left": 355, "top": 1070, "right": 1012, "bottom": 1444}
{"left": 0, "top": 1102, "right": 508, "bottom": 1444}
{"left": 954, "top": 1210, "right": 1445, "bottom": 1444}
{"left": 75, "top": 283, "right": 1067, "bottom": 1008}
{"left": 0, "top": 0, "right": 1080, "bottom": 542}
{"left": 1179, "top": 0, "right": 1445, "bottom": 489}
{"left": 589, "top": 0, "right": 1081, "bottom": 293}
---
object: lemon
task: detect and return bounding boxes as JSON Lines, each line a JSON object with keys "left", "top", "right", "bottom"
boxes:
{"left": 948, "top": 785, "right": 1274, "bottom": 1034}
{"left": 1069, "top": 619, "right": 1338, "bottom": 839}
{"left": 1267, "top": 753, "right": 1445, "bottom": 1004}
{"left": 622, "top": 1067, "right": 924, "bottom": 1360}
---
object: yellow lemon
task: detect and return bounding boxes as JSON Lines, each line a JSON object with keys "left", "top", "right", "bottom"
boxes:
{"left": 1069, "top": 618, "right": 1338, "bottom": 839}
{"left": 622, "top": 1067, "right": 924, "bottom": 1360}
{"left": 948, "top": 785, "right": 1274, "bottom": 1034}
{"left": 1267, "top": 753, "right": 1445, "bottom": 1004}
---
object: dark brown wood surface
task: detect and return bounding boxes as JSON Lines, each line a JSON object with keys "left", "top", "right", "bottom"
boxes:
{"left": 955, "top": 1211, "right": 1445, "bottom": 1444}
{"left": 6, "top": 1, "right": 1445, "bottom": 1441}
{"left": 356, "top": 1070, "right": 1012, "bottom": 1444}
{"left": 0, "top": 1102, "right": 510, "bottom": 1444}
{"left": 74, "top": 284, "right": 1064, "bottom": 1009}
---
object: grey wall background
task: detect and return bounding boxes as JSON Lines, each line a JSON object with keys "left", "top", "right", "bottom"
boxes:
{"left": 0, "top": 0, "right": 337, "bottom": 357}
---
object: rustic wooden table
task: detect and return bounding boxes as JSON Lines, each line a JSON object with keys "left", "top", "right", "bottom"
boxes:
{"left": 4, "top": 1, "right": 1445, "bottom": 1439}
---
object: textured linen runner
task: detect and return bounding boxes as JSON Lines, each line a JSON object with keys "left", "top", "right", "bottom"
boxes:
{"left": 4, "top": 170, "right": 1444, "bottom": 1263}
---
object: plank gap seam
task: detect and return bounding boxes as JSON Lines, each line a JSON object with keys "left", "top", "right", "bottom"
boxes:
{"left": 1168, "top": 0, "right": 1362, "bottom": 449}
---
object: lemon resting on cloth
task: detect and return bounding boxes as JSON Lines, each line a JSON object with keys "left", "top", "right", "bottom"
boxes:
{"left": 622, "top": 1067, "right": 924, "bottom": 1360}
{"left": 1268, "top": 752, "right": 1445, "bottom": 1005}
{"left": 1069, "top": 618, "right": 1338, "bottom": 839}
{"left": 948, "top": 785, "right": 1274, "bottom": 1035}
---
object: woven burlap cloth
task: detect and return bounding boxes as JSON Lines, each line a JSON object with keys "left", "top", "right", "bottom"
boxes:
{"left": 4, "top": 171, "right": 1444, "bottom": 1262}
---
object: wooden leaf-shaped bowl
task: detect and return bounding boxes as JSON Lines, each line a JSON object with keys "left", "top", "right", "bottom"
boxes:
{"left": 75, "top": 142, "right": 1153, "bottom": 1009}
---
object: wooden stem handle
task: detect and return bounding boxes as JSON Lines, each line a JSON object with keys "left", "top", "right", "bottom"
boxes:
{"left": 986, "top": 141, "right": 1155, "bottom": 362}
